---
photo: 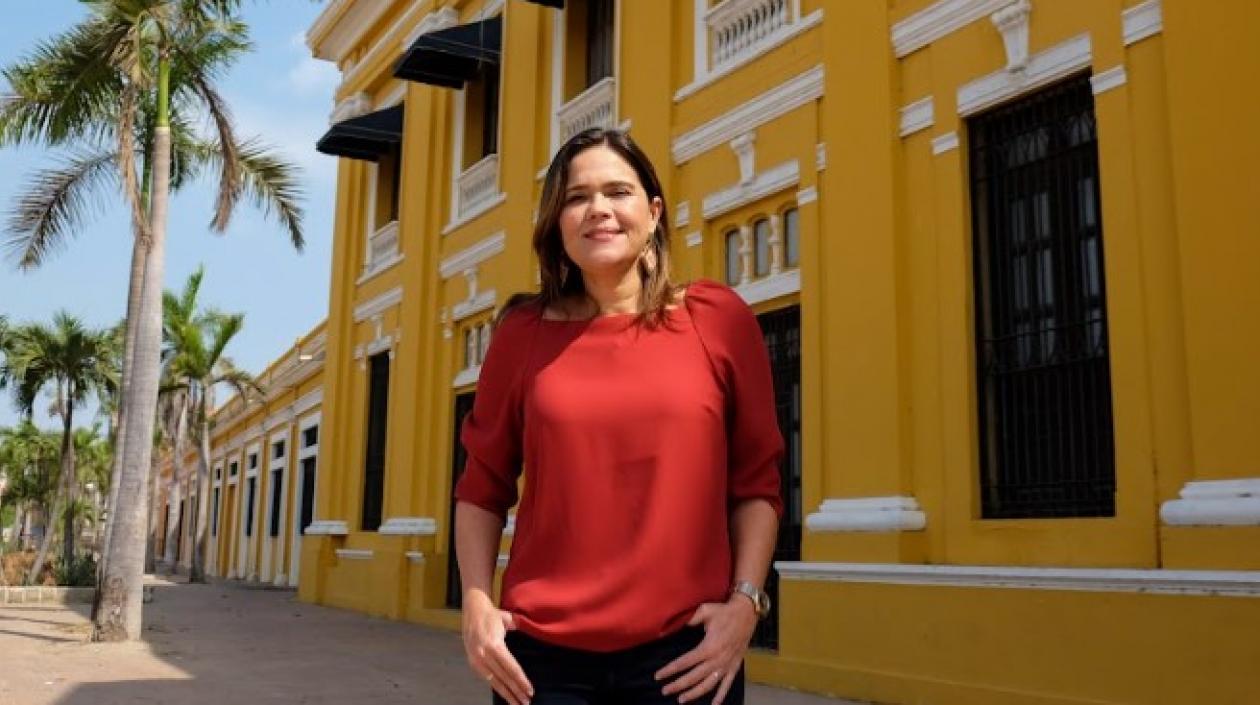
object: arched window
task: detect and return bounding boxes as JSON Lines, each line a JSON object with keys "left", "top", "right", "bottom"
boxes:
{"left": 784, "top": 207, "right": 800, "bottom": 268}
{"left": 754, "top": 218, "right": 771, "bottom": 277}
{"left": 725, "top": 230, "right": 742, "bottom": 285}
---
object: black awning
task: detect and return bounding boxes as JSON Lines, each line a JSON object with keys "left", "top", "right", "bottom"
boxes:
{"left": 393, "top": 16, "right": 502, "bottom": 88}
{"left": 523, "top": 0, "right": 564, "bottom": 7}
{"left": 315, "top": 105, "right": 404, "bottom": 162}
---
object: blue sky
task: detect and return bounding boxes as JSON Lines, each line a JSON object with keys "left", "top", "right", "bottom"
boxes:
{"left": 0, "top": 1, "right": 341, "bottom": 429}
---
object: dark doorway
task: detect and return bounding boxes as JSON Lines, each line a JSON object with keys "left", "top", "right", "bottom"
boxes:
{"left": 447, "top": 392, "right": 477, "bottom": 609}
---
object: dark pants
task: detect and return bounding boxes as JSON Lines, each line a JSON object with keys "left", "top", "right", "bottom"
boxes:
{"left": 492, "top": 626, "right": 745, "bottom": 705}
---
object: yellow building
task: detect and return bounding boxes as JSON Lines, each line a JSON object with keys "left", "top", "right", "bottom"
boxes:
{"left": 192, "top": 0, "right": 1260, "bottom": 703}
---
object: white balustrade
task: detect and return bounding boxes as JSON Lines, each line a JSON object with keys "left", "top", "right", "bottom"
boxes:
{"left": 367, "top": 220, "right": 399, "bottom": 268}
{"left": 457, "top": 153, "right": 500, "bottom": 220}
{"left": 707, "top": 0, "right": 795, "bottom": 73}
{"left": 556, "top": 76, "right": 616, "bottom": 143}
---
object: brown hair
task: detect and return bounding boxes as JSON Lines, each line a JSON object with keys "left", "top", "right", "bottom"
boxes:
{"left": 498, "top": 128, "right": 682, "bottom": 327}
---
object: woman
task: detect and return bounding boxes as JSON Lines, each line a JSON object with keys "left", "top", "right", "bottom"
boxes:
{"left": 455, "top": 128, "right": 783, "bottom": 705}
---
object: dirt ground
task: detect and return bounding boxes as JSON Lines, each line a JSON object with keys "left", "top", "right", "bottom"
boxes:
{"left": 0, "top": 578, "right": 855, "bottom": 705}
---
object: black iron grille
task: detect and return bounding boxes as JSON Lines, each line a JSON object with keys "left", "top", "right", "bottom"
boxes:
{"left": 968, "top": 74, "right": 1116, "bottom": 519}
{"left": 751, "top": 305, "right": 802, "bottom": 650}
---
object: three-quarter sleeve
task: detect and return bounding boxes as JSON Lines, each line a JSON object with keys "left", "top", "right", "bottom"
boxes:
{"left": 686, "top": 280, "right": 786, "bottom": 518}
{"left": 454, "top": 307, "right": 533, "bottom": 522}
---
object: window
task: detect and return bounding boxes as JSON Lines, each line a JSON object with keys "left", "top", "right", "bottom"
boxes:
{"left": 269, "top": 468, "right": 283, "bottom": 537}
{"left": 302, "top": 425, "right": 319, "bottom": 449}
{"left": 300, "top": 456, "right": 317, "bottom": 535}
{"left": 362, "top": 352, "right": 391, "bottom": 531}
{"left": 725, "top": 230, "right": 742, "bottom": 285}
{"left": 229, "top": 461, "right": 238, "bottom": 477}
{"left": 214, "top": 467, "right": 221, "bottom": 481}
{"left": 585, "top": 0, "right": 614, "bottom": 87}
{"left": 754, "top": 218, "right": 771, "bottom": 277}
{"left": 375, "top": 144, "right": 403, "bottom": 227}
{"left": 272, "top": 440, "right": 285, "bottom": 460}
{"left": 784, "top": 208, "right": 800, "bottom": 268}
{"left": 211, "top": 487, "right": 220, "bottom": 536}
{"left": 248, "top": 453, "right": 258, "bottom": 471}
{"left": 245, "top": 477, "right": 257, "bottom": 537}
{"left": 969, "top": 74, "right": 1115, "bottom": 519}
{"left": 464, "top": 65, "right": 501, "bottom": 167}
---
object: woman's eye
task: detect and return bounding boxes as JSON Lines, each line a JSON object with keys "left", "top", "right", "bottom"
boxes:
{"left": 565, "top": 193, "right": 586, "bottom": 204}
{"left": 610, "top": 188, "right": 632, "bottom": 198}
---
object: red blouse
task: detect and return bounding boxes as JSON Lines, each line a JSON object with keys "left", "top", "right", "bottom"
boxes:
{"left": 455, "top": 279, "right": 784, "bottom": 652}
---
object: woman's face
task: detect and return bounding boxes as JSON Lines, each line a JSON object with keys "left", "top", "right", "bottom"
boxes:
{"left": 557, "top": 145, "right": 662, "bottom": 280}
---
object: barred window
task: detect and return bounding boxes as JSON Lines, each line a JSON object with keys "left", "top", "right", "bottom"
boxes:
{"left": 968, "top": 74, "right": 1116, "bottom": 519}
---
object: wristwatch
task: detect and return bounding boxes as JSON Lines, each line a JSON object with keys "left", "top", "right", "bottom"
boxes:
{"left": 730, "top": 580, "right": 772, "bottom": 620}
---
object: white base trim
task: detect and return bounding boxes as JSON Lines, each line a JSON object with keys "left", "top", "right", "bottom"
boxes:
{"left": 932, "top": 132, "right": 960, "bottom": 155}
{"left": 496, "top": 553, "right": 509, "bottom": 569}
{"left": 1091, "top": 65, "right": 1127, "bottom": 95}
{"left": 1161, "top": 479, "right": 1260, "bottom": 526}
{"left": 796, "top": 186, "right": 818, "bottom": 205}
{"left": 685, "top": 231, "right": 704, "bottom": 248}
{"left": 304, "top": 520, "right": 349, "bottom": 536}
{"left": 957, "top": 33, "right": 1092, "bottom": 117}
{"left": 735, "top": 269, "right": 801, "bottom": 307}
{"left": 405, "top": 551, "right": 426, "bottom": 564}
{"left": 453, "top": 365, "right": 482, "bottom": 388}
{"left": 899, "top": 96, "right": 935, "bottom": 137}
{"left": 775, "top": 561, "right": 1260, "bottom": 597}
{"left": 805, "top": 496, "right": 927, "bottom": 532}
{"left": 503, "top": 514, "right": 516, "bottom": 537}
{"left": 335, "top": 549, "right": 373, "bottom": 560}
{"left": 378, "top": 517, "right": 438, "bottom": 535}
{"left": 356, "top": 252, "right": 404, "bottom": 286}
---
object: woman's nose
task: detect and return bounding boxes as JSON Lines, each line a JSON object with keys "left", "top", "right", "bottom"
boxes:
{"left": 587, "top": 192, "right": 613, "bottom": 216}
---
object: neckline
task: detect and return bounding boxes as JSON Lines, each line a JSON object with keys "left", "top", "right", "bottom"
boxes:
{"left": 536, "top": 284, "right": 697, "bottom": 326}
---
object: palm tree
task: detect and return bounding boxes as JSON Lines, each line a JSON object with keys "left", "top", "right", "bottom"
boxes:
{"left": 0, "top": 0, "right": 306, "bottom": 641}
{"left": 4, "top": 313, "right": 118, "bottom": 583}
{"left": 163, "top": 267, "right": 259, "bottom": 582}
{"left": 0, "top": 422, "right": 61, "bottom": 556}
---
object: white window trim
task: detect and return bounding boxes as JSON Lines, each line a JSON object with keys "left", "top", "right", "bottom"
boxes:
{"left": 262, "top": 427, "right": 291, "bottom": 584}
{"left": 447, "top": 7, "right": 507, "bottom": 235}
{"left": 956, "top": 33, "right": 1092, "bottom": 118}
{"left": 734, "top": 268, "right": 801, "bottom": 307}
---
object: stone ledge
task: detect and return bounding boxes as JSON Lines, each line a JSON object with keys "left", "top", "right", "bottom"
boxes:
{"left": 0, "top": 586, "right": 95, "bottom": 605}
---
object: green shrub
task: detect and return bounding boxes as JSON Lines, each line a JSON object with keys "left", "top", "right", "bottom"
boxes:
{"left": 53, "top": 554, "right": 97, "bottom": 587}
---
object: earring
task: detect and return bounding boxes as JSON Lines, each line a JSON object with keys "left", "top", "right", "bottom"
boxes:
{"left": 641, "top": 244, "right": 658, "bottom": 275}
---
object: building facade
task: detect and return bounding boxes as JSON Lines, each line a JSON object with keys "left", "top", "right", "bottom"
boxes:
{"left": 181, "top": 1, "right": 1260, "bottom": 703}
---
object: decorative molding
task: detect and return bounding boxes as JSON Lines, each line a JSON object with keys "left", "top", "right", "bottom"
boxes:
{"left": 557, "top": 76, "right": 617, "bottom": 143}
{"left": 805, "top": 497, "right": 927, "bottom": 532}
{"left": 796, "top": 186, "right": 818, "bottom": 205}
{"left": 815, "top": 142, "right": 826, "bottom": 171}
{"left": 892, "top": 0, "right": 1011, "bottom": 59}
{"left": 1161, "top": 479, "right": 1260, "bottom": 526}
{"left": 1091, "top": 65, "right": 1128, "bottom": 95}
{"left": 991, "top": 0, "right": 1032, "bottom": 73}
{"left": 675, "top": 202, "right": 691, "bottom": 228}
{"left": 503, "top": 514, "right": 516, "bottom": 537}
{"left": 329, "top": 92, "right": 371, "bottom": 124}
{"left": 775, "top": 562, "right": 1260, "bottom": 598}
{"left": 453, "top": 365, "right": 482, "bottom": 389}
{"left": 1123, "top": 0, "right": 1162, "bottom": 46}
{"left": 442, "top": 192, "right": 508, "bottom": 235}
{"left": 899, "top": 96, "right": 936, "bottom": 137}
{"left": 378, "top": 517, "right": 438, "bottom": 535}
{"left": 672, "top": 65, "right": 824, "bottom": 164}
{"left": 932, "top": 132, "right": 960, "bottom": 155}
{"left": 353, "top": 286, "right": 403, "bottom": 322}
{"left": 264, "top": 410, "right": 294, "bottom": 432}
{"left": 685, "top": 231, "right": 704, "bottom": 248}
{"left": 455, "top": 153, "right": 502, "bottom": 224}
{"left": 730, "top": 132, "right": 756, "bottom": 185}
{"left": 678, "top": 8, "right": 823, "bottom": 102}
{"left": 402, "top": 6, "right": 459, "bottom": 48}
{"left": 957, "top": 33, "right": 1092, "bottom": 117}
{"left": 294, "top": 388, "right": 323, "bottom": 416}
{"left": 335, "top": 549, "right": 374, "bottom": 560}
{"left": 452, "top": 289, "right": 496, "bottom": 322}
{"left": 305, "top": 520, "right": 349, "bottom": 536}
{"left": 496, "top": 553, "right": 509, "bottom": 569}
{"left": 440, "top": 231, "right": 507, "bottom": 279}
{"left": 364, "top": 333, "right": 394, "bottom": 358}
{"left": 735, "top": 269, "right": 801, "bottom": 307}
{"left": 336, "top": 1, "right": 434, "bottom": 93}
{"left": 702, "top": 160, "right": 800, "bottom": 220}
{"left": 405, "top": 551, "right": 426, "bottom": 564}
{"left": 308, "top": 0, "right": 396, "bottom": 63}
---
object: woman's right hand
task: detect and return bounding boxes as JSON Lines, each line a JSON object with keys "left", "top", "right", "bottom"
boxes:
{"left": 461, "top": 590, "right": 534, "bottom": 705}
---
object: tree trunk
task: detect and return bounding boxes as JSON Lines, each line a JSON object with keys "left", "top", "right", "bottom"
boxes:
{"left": 27, "top": 498, "right": 60, "bottom": 585}
{"left": 188, "top": 413, "right": 212, "bottom": 583}
{"left": 145, "top": 451, "right": 160, "bottom": 573}
{"left": 7, "top": 504, "right": 24, "bottom": 553}
{"left": 162, "top": 476, "right": 182, "bottom": 571}
{"left": 93, "top": 65, "right": 172, "bottom": 641}
{"left": 94, "top": 235, "right": 146, "bottom": 621}
{"left": 60, "top": 399, "right": 78, "bottom": 576}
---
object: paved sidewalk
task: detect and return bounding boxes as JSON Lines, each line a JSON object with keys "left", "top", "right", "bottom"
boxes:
{"left": 0, "top": 579, "right": 854, "bottom": 705}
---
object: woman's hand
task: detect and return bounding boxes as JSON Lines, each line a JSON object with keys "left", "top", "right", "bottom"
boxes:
{"left": 655, "top": 596, "right": 758, "bottom": 704}
{"left": 461, "top": 590, "right": 534, "bottom": 705}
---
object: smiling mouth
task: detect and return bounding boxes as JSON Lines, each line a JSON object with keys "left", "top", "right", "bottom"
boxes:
{"left": 584, "top": 230, "right": 623, "bottom": 239}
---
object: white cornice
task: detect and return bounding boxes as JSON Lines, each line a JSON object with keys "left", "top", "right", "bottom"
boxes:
{"left": 305, "top": 520, "right": 349, "bottom": 536}
{"left": 405, "top": 551, "right": 426, "bottom": 564}
{"left": 685, "top": 231, "right": 704, "bottom": 248}
{"left": 337, "top": 1, "right": 433, "bottom": 92}
{"left": 702, "top": 160, "right": 801, "bottom": 220}
{"left": 294, "top": 388, "right": 323, "bottom": 416}
{"left": 452, "top": 289, "right": 496, "bottom": 322}
{"left": 353, "top": 286, "right": 403, "bottom": 322}
{"left": 674, "top": 201, "right": 691, "bottom": 228}
{"left": 308, "top": 0, "right": 396, "bottom": 63}
{"left": 775, "top": 562, "right": 1260, "bottom": 597}
{"left": 453, "top": 365, "right": 482, "bottom": 388}
{"left": 806, "top": 497, "right": 927, "bottom": 532}
{"left": 796, "top": 186, "right": 818, "bottom": 205}
{"left": 672, "top": 65, "right": 824, "bottom": 165}
{"left": 1161, "top": 479, "right": 1260, "bottom": 526}
{"left": 957, "top": 33, "right": 1092, "bottom": 117}
{"left": 899, "top": 96, "right": 936, "bottom": 137}
{"left": 335, "top": 549, "right": 374, "bottom": 560}
{"left": 1123, "top": 0, "right": 1162, "bottom": 46}
{"left": 440, "top": 231, "right": 507, "bottom": 279}
{"left": 735, "top": 269, "right": 801, "bottom": 307}
{"left": 892, "top": 0, "right": 1011, "bottom": 59}
{"left": 378, "top": 517, "right": 438, "bottom": 535}
{"left": 1091, "top": 65, "right": 1127, "bottom": 95}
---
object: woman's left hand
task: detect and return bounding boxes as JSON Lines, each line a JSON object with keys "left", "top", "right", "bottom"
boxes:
{"left": 655, "top": 596, "right": 758, "bottom": 704}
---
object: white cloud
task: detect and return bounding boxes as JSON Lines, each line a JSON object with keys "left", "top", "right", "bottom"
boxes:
{"left": 286, "top": 30, "right": 340, "bottom": 97}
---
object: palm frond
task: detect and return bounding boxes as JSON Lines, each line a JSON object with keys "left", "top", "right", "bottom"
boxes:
{"left": 4, "top": 149, "right": 118, "bottom": 269}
